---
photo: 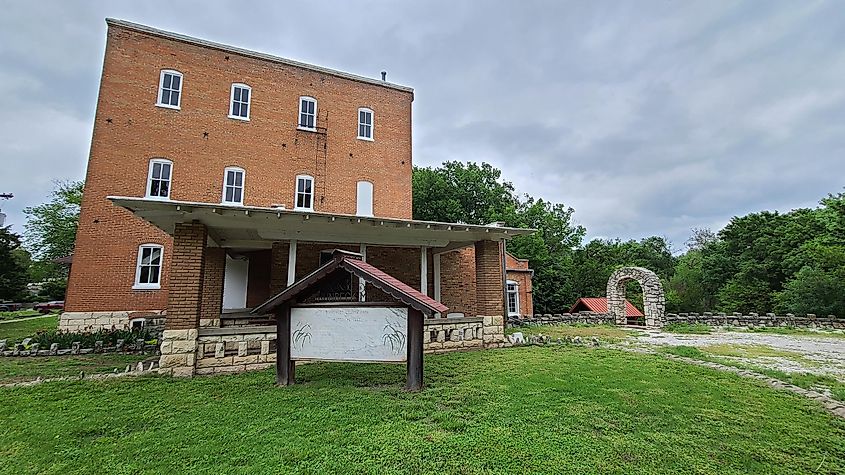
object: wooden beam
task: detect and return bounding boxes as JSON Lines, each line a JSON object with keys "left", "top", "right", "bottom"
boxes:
{"left": 406, "top": 308, "right": 424, "bottom": 391}
{"left": 287, "top": 239, "right": 297, "bottom": 286}
{"left": 275, "top": 305, "right": 295, "bottom": 386}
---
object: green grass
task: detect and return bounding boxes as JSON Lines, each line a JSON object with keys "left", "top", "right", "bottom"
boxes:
{"left": 0, "top": 315, "right": 57, "bottom": 342}
{"left": 662, "top": 322, "right": 712, "bottom": 334}
{"left": 662, "top": 345, "right": 845, "bottom": 402}
{"left": 1, "top": 347, "right": 843, "bottom": 474}
{"left": 724, "top": 326, "right": 845, "bottom": 339}
{"left": 507, "top": 324, "right": 639, "bottom": 342}
{"left": 0, "top": 309, "right": 45, "bottom": 321}
{"left": 0, "top": 354, "right": 153, "bottom": 384}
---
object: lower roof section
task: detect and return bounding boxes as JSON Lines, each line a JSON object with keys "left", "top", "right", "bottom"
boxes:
{"left": 108, "top": 196, "right": 534, "bottom": 250}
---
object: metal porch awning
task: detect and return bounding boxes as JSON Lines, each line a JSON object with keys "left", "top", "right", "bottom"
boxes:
{"left": 108, "top": 196, "right": 534, "bottom": 249}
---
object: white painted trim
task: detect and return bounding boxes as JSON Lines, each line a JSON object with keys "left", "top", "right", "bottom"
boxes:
{"left": 287, "top": 240, "right": 297, "bottom": 286}
{"left": 358, "top": 243, "right": 367, "bottom": 302}
{"left": 221, "top": 166, "right": 245, "bottom": 205}
{"left": 506, "top": 279, "right": 519, "bottom": 317}
{"left": 298, "top": 96, "right": 317, "bottom": 130}
{"left": 228, "top": 83, "right": 251, "bottom": 121}
{"left": 294, "top": 174, "right": 315, "bottom": 211}
{"left": 420, "top": 247, "right": 428, "bottom": 295}
{"left": 156, "top": 69, "right": 182, "bottom": 109}
{"left": 357, "top": 107, "right": 374, "bottom": 140}
{"left": 133, "top": 244, "right": 164, "bottom": 290}
{"left": 145, "top": 158, "right": 172, "bottom": 200}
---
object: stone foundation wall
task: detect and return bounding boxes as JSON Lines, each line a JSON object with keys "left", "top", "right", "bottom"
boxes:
{"left": 509, "top": 312, "right": 615, "bottom": 327}
{"left": 665, "top": 312, "right": 845, "bottom": 329}
{"left": 159, "top": 315, "right": 508, "bottom": 376}
{"left": 59, "top": 310, "right": 166, "bottom": 333}
{"left": 194, "top": 327, "right": 277, "bottom": 375}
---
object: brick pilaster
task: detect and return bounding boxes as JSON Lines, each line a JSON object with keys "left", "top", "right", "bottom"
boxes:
{"left": 270, "top": 242, "right": 290, "bottom": 294}
{"left": 166, "top": 222, "right": 207, "bottom": 330}
{"left": 200, "top": 247, "right": 225, "bottom": 326}
{"left": 475, "top": 240, "right": 504, "bottom": 316}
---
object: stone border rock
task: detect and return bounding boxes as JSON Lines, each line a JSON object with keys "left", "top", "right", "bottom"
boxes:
{"left": 607, "top": 267, "right": 665, "bottom": 326}
{"left": 0, "top": 338, "right": 158, "bottom": 357}
{"left": 0, "top": 360, "right": 159, "bottom": 388}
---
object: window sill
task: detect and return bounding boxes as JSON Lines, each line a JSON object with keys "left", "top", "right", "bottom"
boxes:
{"left": 357, "top": 136, "right": 374, "bottom": 142}
{"left": 144, "top": 195, "right": 171, "bottom": 201}
{"left": 293, "top": 207, "right": 314, "bottom": 212}
{"left": 132, "top": 284, "right": 161, "bottom": 291}
{"left": 228, "top": 115, "right": 250, "bottom": 121}
{"left": 155, "top": 103, "right": 181, "bottom": 111}
{"left": 296, "top": 126, "right": 318, "bottom": 133}
{"left": 221, "top": 201, "right": 245, "bottom": 206}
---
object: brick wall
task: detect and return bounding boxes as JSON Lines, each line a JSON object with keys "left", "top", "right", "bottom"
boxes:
{"left": 475, "top": 240, "right": 504, "bottom": 317}
{"left": 439, "top": 247, "right": 477, "bottom": 317}
{"left": 167, "top": 222, "right": 207, "bottom": 330}
{"left": 199, "top": 247, "right": 225, "bottom": 326}
{"left": 67, "top": 21, "right": 413, "bottom": 314}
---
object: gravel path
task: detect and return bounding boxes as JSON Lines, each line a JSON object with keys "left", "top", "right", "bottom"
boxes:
{"left": 631, "top": 329, "right": 845, "bottom": 381}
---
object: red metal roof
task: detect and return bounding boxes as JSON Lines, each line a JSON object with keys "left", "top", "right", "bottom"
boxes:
{"left": 569, "top": 297, "right": 643, "bottom": 317}
{"left": 252, "top": 250, "right": 448, "bottom": 316}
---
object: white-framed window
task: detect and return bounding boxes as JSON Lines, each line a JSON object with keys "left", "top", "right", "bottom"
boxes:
{"left": 145, "top": 159, "right": 172, "bottom": 200}
{"left": 156, "top": 70, "right": 183, "bottom": 109}
{"left": 298, "top": 96, "right": 317, "bottom": 130}
{"left": 506, "top": 280, "right": 519, "bottom": 316}
{"left": 356, "top": 181, "right": 373, "bottom": 217}
{"left": 295, "top": 175, "right": 314, "bottom": 211}
{"left": 222, "top": 167, "right": 245, "bottom": 205}
{"left": 229, "top": 83, "right": 251, "bottom": 120}
{"left": 357, "top": 107, "right": 373, "bottom": 140}
{"left": 133, "top": 244, "right": 164, "bottom": 290}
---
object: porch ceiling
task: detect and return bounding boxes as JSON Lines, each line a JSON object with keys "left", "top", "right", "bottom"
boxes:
{"left": 108, "top": 196, "right": 534, "bottom": 249}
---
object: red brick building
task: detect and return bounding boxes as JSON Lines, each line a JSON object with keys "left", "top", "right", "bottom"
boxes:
{"left": 62, "top": 19, "right": 533, "bottom": 374}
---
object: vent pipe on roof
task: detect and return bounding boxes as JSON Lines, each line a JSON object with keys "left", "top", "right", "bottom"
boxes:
{"left": 381, "top": 71, "right": 387, "bottom": 81}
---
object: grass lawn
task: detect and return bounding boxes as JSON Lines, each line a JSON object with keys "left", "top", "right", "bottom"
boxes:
{"left": 0, "top": 354, "right": 153, "bottom": 384}
{"left": 507, "top": 324, "right": 640, "bottom": 342}
{"left": 725, "top": 326, "right": 845, "bottom": 339}
{"left": 0, "top": 309, "right": 44, "bottom": 321}
{"left": 1, "top": 347, "right": 843, "bottom": 474}
{"left": 0, "top": 314, "right": 57, "bottom": 343}
{"left": 663, "top": 345, "right": 845, "bottom": 402}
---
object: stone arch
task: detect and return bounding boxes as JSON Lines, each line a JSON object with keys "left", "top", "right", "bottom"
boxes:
{"left": 606, "top": 267, "right": 665, "bottom": 327}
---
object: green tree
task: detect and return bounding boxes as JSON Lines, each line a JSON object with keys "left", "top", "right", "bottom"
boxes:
{"left": 23, "top": 180, "right": 83, "bottom": 281}
{"left": 0, "top": 227, "right": 29, "bottom": 301}
{"left": 412, "top": 162, "right": 517, "bottom": 225}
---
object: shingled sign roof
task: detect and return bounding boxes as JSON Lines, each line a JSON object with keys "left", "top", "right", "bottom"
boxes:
{"left": 252, "top": 250, "right": 449, "bottom": 316}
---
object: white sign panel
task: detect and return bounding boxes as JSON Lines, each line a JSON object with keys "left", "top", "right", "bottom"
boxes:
{"left": 290, "top": 307, "right": 408, "bottom": 362}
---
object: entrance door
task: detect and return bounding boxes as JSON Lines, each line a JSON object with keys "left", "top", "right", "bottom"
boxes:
{"left": 223, "top": 255, "right": 249, "bottom": 309}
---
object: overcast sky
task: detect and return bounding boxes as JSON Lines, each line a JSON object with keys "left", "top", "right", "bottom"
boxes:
{"left": 2, "top": 0, "right": 843, "bottom": 250}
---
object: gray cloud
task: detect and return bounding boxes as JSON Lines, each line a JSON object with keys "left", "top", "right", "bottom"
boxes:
{"left": 2, "top": 0, "right": 843, "bottom": 250}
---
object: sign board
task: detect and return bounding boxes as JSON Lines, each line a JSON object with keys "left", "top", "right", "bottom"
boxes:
{"left": 290, "top": 306, "right": 408, "bottom": 362}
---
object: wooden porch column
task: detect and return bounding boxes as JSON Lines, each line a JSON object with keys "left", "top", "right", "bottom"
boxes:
{"left": 406, "top": 308, "right": 424, "bottom": 391}
{"left": 275, "top": 304, "right": 295, "bottom": 386}
{"left": 287, "top": 240, "right": 297, "bottom": 286}
{"left": 420, "top": 247, "right": 428, "bottom": 295}
{"left": 358, "top": 244, "right": 367, "bottom": 302}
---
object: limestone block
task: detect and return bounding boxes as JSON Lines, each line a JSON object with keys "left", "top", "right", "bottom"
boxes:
{"left": 464, "top": 328, "right": 474, "bottom": 340}
{"left": 222, "top": 335, "right": 241, "bottom": 342}
{"left": 214, "top": 365, "right": 246, "bottom": 374}
{"left": 260, "top": 340, "right": 270, "bottom": 355}
{"left": 215, "top": 342, "right": 225, "bottom": 358}
{"left": 195, "top": 367, "right": 215, "bottom": 375}
{"left": 160, "top": 341, "right": 173, "bottom": 354}
{"left": 483, "top": 315, "right": 493, "bottom": 326}
{"left": 449, "top": 330, "right": 461, "bottom": 342}
{"left": 171, "top": 367, "right": 194, "bottom": 378}
{"left": 237, "top": 341, "right": 248, "bottom": 357}
{"left": 233, "top": 354, "right": 259, "bottom": 365}
{"left": 197, "top": 356, "right": 234, "bottom": 368}
{"left": 160, "top": 354, "right": 188, "bottom": 368}
{"left": 171, "top": 340, "right": 197, "bottom": 354}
